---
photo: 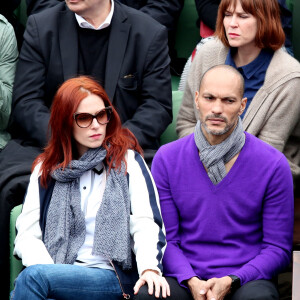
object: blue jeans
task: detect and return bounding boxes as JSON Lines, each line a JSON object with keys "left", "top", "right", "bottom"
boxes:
{"left": 10, "top": 264, "right": 122, "bottom": 300}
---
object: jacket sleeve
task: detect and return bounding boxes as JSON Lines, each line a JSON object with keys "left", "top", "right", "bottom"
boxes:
{"left": 122, "top": 26, "right": 172, "bottom": 149}
{"left": 252, "top": 76, "right": 300, "bottom": 177}
{"left": 9, "top": 15, "right": 50, "bottom": 148}
{"left": 233, "top": 156, "right": 294, "bottom": 285}
{"left": 14, "top": 164, "right": 54, "bottom": 266}
{"left": 151, "top": 148, "right": 198, "bottom": 285}
{"left": 194, "top": 0, "right": 219, "bottom": 30}
{"left": 140, "top": 0, "right": 184, "bottom": 32}
{"left": 0, "top": 17, "right": 18, "bottom": 132}
{"left": 127, "top": 150, "right": 166, "bottom": 276}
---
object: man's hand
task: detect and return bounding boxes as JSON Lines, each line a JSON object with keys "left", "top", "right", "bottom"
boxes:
{"left": 206, "top": 276, "right": 232, "bottom": 300}
{"left": 187, "top": 276, "right": 216, "bottom": 300}
{"left": 134, "top": 269, "right": 170, "bottom": 298}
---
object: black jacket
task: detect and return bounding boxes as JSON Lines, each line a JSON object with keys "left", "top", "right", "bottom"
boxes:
{"left": 10, "top": 1, "right": 172, "bottom": 150}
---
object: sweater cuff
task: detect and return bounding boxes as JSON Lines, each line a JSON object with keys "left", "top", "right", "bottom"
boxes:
{"left": 177, "top": 272, "right": 201, "bottom": 289}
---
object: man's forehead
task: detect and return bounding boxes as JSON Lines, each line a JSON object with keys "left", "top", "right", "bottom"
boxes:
{"left": 199, "top": 69, "right": 242, "bottom": 97}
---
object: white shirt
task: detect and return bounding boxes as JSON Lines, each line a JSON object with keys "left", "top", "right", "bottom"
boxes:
{"left": 74, "top": 165, "right": 113, "bottom": 270}
{"left": 75, "top": 0, "right": 114, "bottom": 30}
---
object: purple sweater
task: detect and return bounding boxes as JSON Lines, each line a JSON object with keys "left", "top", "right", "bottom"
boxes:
{"left": 151, "top": 132, "right": 293, "bottom": 286}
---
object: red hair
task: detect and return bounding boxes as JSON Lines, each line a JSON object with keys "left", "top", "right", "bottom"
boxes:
{"left": 33, "top": 76, "right": 142, "bottom": 187}
{"left": 215, "top": 0, "right": 285, "bottom": 50}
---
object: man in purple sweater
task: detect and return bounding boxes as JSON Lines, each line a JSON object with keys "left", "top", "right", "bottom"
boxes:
{"left": 138, "top": 65, "right": 294, "bottom": 300}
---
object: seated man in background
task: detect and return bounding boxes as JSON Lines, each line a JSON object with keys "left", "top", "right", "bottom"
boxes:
{"left": 0, "top": 0, "right": 171, "bottom": 297}
{"left": 26, "top": 0, "right": 186, "bottom": 75}
{"left": 144, "top": 65, "right": 294, "bottom": 300}
{"left": 11, "top": 0, "right": 171, "bottom": 157}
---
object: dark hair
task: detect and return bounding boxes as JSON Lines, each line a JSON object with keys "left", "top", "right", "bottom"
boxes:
{"left": 33, "top": 76, "right": 142, "bottom": 187}
{"left": 215, "top": 0, "right": 285, "bottom": 50}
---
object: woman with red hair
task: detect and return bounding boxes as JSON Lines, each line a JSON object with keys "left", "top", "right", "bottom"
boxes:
{"left": 11, "top": 76, "right": 170, "bottom": 300}
{"left": 177, "top": 0, "right": 300, "bottom": 178}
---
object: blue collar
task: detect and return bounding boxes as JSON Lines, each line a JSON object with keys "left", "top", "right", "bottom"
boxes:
{"left": 225, "top": 48, "right": 273, "bottom": 79}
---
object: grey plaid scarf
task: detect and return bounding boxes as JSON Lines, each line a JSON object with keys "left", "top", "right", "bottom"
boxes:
{"left": 43, "top": 147, "right": 132, "bottom": 269}
{"left": 194, "top": 118, "right": 245, "bottom": 185}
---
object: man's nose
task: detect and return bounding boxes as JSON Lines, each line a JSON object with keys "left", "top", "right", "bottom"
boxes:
{"left": 211, "top": 101, "right": 223, "bottom": 114}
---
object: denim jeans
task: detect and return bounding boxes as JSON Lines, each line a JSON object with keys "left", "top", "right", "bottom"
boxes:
{"left": 10, "top": 264, "right": 122, "bottom": 300}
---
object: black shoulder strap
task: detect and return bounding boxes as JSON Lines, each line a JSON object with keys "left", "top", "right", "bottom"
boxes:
{"left": 38, "top": 177, "right": 55, "bottom": 240}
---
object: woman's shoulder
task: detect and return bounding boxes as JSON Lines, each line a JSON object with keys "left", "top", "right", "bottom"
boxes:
{"left": 270, "top": 49, "right": 300, "bottom": 74}
{"left": 125, "top": 149, "right": 146, "bottom": 170}
{"left": 265, "top": 49, "right": 300, "bottom": 88}
{"left": 31, "top": 161, "right": 43, "bottom": 178}
{"left": 197, "top": 38, "right": 228, "bottom": 57}
{"left": 191, "top": 38, "right": 228, "bottom": 75}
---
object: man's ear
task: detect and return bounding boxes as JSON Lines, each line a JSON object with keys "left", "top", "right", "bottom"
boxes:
{"left": 239, "top": 97, "right": 247, "bottom": 115}
{"left": 195, "top": 91, "right": 200, "bottom": 109}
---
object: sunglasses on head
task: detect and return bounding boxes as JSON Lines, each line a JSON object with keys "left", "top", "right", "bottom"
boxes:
{"left": 73, "top": 106, "right": 112, "bottom": 128}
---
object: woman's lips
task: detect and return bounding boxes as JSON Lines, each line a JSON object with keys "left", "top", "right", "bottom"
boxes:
{"left": 90, "top": 134, "right": 102, "bottom": 139}
{"left": 228, "top": 33, "right": 240, "bottom": 38}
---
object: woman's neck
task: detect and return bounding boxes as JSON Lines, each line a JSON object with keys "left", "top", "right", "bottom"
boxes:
{"left": 233, "top": 45, "right": 262, "bottom": 68}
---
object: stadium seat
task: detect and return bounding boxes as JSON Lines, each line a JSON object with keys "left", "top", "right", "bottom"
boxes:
{"left": 9, "top": 204, "right": 23, "bottom": 293}
{"left": 160, "top": 90, "right": 183, "bottom": 145}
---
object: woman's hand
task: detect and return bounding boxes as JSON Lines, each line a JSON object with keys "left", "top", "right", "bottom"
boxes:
{"left": 133, "top": 269, "right": 170, "bottom": 298}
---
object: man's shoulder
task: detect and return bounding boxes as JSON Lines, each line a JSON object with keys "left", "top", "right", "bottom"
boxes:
{"left": 27, "top": 1, "right": 67, "bottom": 22}
{"left": 0, "top": 14, "right": 15, "bottom": 35}
{"left": 156, "top": 134, "right": 195, "bottom": 159}
{"left": 115, "top": 1, "right": 166, "bottom": 31}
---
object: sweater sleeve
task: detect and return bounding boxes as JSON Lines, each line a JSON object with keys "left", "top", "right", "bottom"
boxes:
{"left": 176, "top": 52, "right": 199, "bottom": 139}
{"left": 14, "top": 164, "right": 54, "bottom": 266}
{"left": 232, "top": 156, "right": 294, "bottom": 285}
{"left": 151, "top": 149, "right": 199, "bottom": 285}
{"left": 0, "top": 17, "right": 18, "bottom": 134}
{"left": 127, "top": 150, "right": 166, "bottom": 276}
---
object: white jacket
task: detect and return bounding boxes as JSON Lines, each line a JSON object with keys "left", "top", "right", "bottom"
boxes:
{"left": 14, "top": 150, "right": 166, "bottom": 276}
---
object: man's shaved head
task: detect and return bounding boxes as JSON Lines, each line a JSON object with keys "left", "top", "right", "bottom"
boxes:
{"left": 199, "top": 65, "right": 245, "bottom": 99}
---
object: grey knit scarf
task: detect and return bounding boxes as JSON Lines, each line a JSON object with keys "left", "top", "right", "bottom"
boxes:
{"left": 194, "top": 118, "right": 245, "bottom": 185}
{"left": 43, "top": 147, "right": 132, "bottom": 269}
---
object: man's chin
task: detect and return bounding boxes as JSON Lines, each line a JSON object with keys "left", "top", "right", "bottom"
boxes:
{"left": 203, "top": 124, "right": 228, "bottom": 136}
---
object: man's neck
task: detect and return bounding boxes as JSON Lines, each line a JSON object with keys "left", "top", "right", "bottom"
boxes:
{"left": 81, "top": 1, "right": 111, "bottom": 29}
